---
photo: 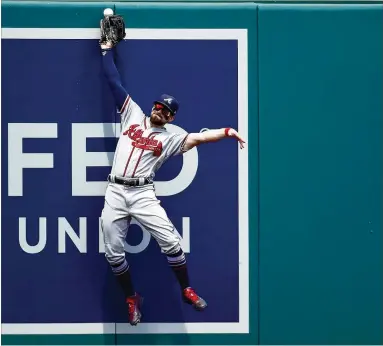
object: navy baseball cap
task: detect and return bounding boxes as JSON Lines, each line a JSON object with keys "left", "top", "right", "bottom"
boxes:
{"left": 154, "top": 94, "right": 179, "bottom": 115}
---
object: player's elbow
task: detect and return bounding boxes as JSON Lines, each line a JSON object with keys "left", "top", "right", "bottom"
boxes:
{"left": 183, "top": 133, "right": 204, "bottom": 151}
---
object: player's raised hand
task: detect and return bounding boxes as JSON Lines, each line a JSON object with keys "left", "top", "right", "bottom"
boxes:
{"left": 226, "top": 128, "right": 246, "bottom": 149}
{"left": 100, "top": 41, "right": 113, "bottom": 50}
{"left": 100, "top": 9, "right": 126, "bottom": 48}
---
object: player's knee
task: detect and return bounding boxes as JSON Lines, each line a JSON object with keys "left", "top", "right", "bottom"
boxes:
{"left": 104, "top": 243, "right": 125, "bottom": 265}
{"left": 100, "top": 211, "right": 120, "bottom": 246}
{"left": 105, "top": 253, "right": 126, "bottom": 267}
{"left": 163, "top": 240, "right": 181, "bottom": 255}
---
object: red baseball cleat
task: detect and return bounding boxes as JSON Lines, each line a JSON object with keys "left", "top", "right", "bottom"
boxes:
{"left": 126, "top": 293, "right": 143, "bottom": 326}
{"left": 182, "top": 287, "right": 207, "bottom": 311}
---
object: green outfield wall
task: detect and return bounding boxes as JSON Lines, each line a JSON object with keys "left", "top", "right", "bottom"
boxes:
{"left": 2, "top": 1, "right": 382, "bottom": 345}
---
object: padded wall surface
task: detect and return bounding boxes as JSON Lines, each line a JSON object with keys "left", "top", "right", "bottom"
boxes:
{"left": 2, "top": 1, "right": 382, "bottom": 345}
{"left": 258, "top": 4, "right": 383, "bottom": 345}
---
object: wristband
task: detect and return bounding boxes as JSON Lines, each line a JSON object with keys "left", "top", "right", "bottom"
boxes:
{"left": 224, "top": 128, "right": 231, "bottom": 136}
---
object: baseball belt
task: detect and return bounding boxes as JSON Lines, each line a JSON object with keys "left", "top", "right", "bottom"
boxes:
{"left": 108, "top": 174, "right": 152, "bottom": 187}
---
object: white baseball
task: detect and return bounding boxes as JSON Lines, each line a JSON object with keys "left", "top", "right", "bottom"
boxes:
{"left": 103, "top": 8, "right": 114, "bottom": 16}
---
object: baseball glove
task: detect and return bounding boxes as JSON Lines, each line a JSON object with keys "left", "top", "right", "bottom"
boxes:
{"left": 100, "top": 14, "right": 126, "bottom": 47}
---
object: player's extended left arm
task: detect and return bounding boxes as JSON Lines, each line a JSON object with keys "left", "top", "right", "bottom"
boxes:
{"left": 183, "top": 128, "right": 246, "bottom": 151}
{"left": 100, "top": 45, "right": 128, "bottom": 111}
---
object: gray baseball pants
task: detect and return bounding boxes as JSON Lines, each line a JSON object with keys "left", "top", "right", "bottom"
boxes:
{"left": 100, "top": 182, "right": 182, "bottom": 266}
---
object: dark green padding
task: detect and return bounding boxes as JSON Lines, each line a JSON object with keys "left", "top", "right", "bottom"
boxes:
{"left": 258, "top": 4, "right": 383, "bottom": 345}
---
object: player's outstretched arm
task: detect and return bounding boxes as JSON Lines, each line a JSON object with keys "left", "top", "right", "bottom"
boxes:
{"left": 183, "top": 128, "right": 246, "bottom": 151}
{"left": 100, "top": 42, "right": 128, "bottom": 112}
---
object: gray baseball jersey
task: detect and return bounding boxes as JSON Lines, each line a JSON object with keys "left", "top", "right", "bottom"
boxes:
{"left": 111, "top": 95, "right": 189, "bottom": 179}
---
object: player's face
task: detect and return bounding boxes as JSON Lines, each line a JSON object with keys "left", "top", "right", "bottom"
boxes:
{"left": 150, "top": 103, "right": 174, "bottom": 126}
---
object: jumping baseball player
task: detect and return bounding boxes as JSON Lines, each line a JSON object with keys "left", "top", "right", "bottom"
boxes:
{"left": 99, "top": 14, "right": 245, "bottom": 326}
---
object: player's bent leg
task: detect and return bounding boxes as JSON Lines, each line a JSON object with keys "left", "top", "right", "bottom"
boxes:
{"left": 101, "top": 201, "right": 143, "bottom": 325}
{"left": 130, "top": 200, "right": 207, "bottom": 311}
{"left": 101, "top": 202, "right": 132, "bottom": 291}
{"left": 166, "top": 247, "right": 206, "bottom": 311}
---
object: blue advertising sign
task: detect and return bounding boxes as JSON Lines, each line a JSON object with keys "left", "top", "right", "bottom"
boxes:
{"left": 2, "top": 28, "right": 248, "bottom": 335}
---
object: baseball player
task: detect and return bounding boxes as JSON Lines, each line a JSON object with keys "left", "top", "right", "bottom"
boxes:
{"left": 99, "top": 19, "right": 245, "bottom": 326}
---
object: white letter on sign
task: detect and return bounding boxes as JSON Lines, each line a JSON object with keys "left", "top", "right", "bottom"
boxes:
{"left": 72, "top": 123, "right": 119, "bottom": 196}
{"left": 180, "top": 217, "right": 190, "bottom": 253}
{"left": 8, "top": 123, "right": 57, "bottom": 196}
{"left": 19, "top": 217, "right": 47, "bottom": 254}
{"left": 58, "top": 217, "right": 87, "bottom": 253}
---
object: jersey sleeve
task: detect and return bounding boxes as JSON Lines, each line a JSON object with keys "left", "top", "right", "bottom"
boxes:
{"left": 165, "top": 132, "right": 190, "bottom": 157}
{"left": 118, "top": 95, "right": 146, "bottom": 129}
{"left": 101, "top": 48, "right": 128, "bottom": 111}
{"left": 101, "top": 48, "right": 145, "bottom": 127}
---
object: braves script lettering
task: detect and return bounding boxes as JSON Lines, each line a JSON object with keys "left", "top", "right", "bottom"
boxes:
{"left": 123, "top": 124, "right": 163, "bottom": 156}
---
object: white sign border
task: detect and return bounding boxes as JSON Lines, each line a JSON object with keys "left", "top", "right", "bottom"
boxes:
{"left": 1, "top": 28, "right": 249, "bottom": 335}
